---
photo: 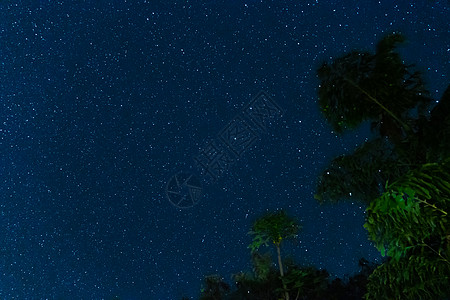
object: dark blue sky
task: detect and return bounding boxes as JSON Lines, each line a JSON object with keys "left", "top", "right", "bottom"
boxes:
{"left": 1, "top": 1, "right": 449, "bottom": 299}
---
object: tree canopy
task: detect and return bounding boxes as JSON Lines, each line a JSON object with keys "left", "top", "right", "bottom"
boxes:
{"left": 316, "top": 33, "right": 450, "bottom": 205}
{"left": 248, "top": 210, "right": 300, "bottom": 252}
{"left": 316, "top": 32, "right": 450, "bottom": 299}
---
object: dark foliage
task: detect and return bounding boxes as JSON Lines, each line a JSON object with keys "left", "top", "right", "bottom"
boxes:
{"left": 317, "top": 32, "right": 431, "bottom": 139}
{"left": 195, "top": 256, "right": 378, "bottom": 300}
{"left": 315, "top": 32, "right": 449, "bottom": 205}
{"left": 316, "top": 32, "right": 450, "bottom": 299}
{"left": 199, "top": 275, "right": 231, "bottom": 300}
{"left": 315, "top": 137, "right": 408, "bottom": 204}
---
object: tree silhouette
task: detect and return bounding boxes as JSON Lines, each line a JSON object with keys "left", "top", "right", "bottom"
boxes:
{"left": 199, "top": 274, "right": 231, "bottom": 300}
{"left": 314, "top": 31, "right": 450, "bottom": 299}
{"left": 195, "top": 255, "right": 378, "bottom": 300}
{"left": 248, "top": 210, "right": 301, "bottom": 300}
{"left": 315, "top": 137, "right": 408, "bottom": 204}
{"left": 317, "top": 32, "right": 430, "bottom": 140}
{"left": 231, "top": 256, "right": 283, "bottom": 300}
{"left": 314, "top": 33, "right": 450, "bottom": 205}
{"left": 423, "top": 84, "right": 450, "bottom": 162}
{"left": 193, "top": 209, "right": 379, "bottom": 300}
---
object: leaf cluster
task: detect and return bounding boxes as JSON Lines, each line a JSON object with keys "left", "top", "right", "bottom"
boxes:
{"left": 248, "top": 210, "right": 301, "bottom": 252}
{"left": 315, "top": 33, "right": 450, "bottom": 205}
{"left": 365, "top": 160, "right": 450, "bottom": 261}
{"left": 364, "top": 160, "right": 450, "bottom": 299}
{"left": 317, "top": 32, "right": 431, "bottom": 136}
{"left": 314, "top": 32, "right": 450, "bottom": 299}
{"left": 366, "top": 255, "right": 450, "bottom": 300}
{"left": 315, "top": 138, "right": 408, "bottom": 204}
{"left": 281, "top": 265, "right": 329, "bottom": 300}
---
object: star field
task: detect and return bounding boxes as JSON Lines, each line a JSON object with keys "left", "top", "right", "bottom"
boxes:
{"left": 1, "top": 1, "right": 449, "bottom": 299}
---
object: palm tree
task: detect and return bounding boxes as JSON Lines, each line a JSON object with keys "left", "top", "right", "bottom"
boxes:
{"left": 248, "top": 210, "right": 301, "bottom": 300}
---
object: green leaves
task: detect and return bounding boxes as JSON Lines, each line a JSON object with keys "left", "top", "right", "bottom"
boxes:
{"left": 364, "top": 160, "right": 450, "bottom": 299}
{"left": 248, "top": 210, "right": 301, "bottom": 252}
{"left": 366, "top": 161, "right": 450, "bottom": 259}
{"left": 248, "top": 230, "right": 272, "bottom": 253}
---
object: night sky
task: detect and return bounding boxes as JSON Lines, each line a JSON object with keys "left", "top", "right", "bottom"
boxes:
{"left": 1, "top": 0, "right": 449, "bottom": 299}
